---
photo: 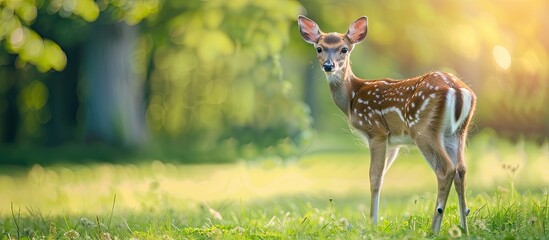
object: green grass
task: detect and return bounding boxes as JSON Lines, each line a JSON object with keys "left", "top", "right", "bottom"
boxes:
{"left": 0, "top": 132, "right": 548, "bottom": 239}
{"left": 1, "top": 192, "right": 548, "bottom": 239}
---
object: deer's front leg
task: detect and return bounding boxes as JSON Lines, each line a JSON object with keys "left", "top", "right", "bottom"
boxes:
{"left": 368, "top": 136, "right": 388, "bottom": 226}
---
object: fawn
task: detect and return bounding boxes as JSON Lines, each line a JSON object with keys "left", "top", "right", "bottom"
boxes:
{"left": 297, "top": 15, "right": 476, "bottom": 234}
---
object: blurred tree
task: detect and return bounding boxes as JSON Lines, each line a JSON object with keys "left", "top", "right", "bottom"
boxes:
{"left": 1, "top": 0, "right": 70, "bottom": 144}
{"left": 0, "top": 0, "right": 313, "bottom": 161}
{"left": 144, "top": 0, "right": 313, "bottom": 159}
{"left": 66, "top": 0, "right": 159, "bottom": 146}
{"left": 0, "top": 52, "right": 19, "bottom": 143}
{"left": 0, "top": 0, "right": 159, "bottom": 147}
{"left": 81, "top": 20, "right": 146, "bottom": 146}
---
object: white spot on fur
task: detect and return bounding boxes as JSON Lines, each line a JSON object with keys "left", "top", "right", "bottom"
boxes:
{"left": 434, "top": 71, "right": 450, "bottom": 84}
{"left": 381, "top": 107, "right": 406, "bottom": 122}
{"left": 418, "top": 98, "right": 431, "bottom": 111}
{"left": 408, "top": 98, "right": 431, "bottom": 127}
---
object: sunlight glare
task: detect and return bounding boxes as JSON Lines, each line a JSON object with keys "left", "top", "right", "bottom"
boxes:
{"left": 493, "top": 45, "right": 511, "bottom": 70}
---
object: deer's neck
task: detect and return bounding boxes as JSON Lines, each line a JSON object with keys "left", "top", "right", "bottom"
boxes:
{"left": 326, "top": 63, "right": 356, "bottom": 114}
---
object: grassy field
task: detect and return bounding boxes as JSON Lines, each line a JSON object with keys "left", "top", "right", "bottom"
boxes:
{"left": 0, "top": 132, "right": 548, "bottom": 239}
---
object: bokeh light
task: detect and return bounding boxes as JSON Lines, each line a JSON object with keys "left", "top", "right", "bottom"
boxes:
{"left": 493, "top": 45, "right": 511, "bottom": 70}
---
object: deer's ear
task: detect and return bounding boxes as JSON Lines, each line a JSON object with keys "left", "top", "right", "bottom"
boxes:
{"left": 346, "top": 16, "right": 368, "bottom": 44}
{"left": 298, "top": 15, "right": 321, "bottom": 44}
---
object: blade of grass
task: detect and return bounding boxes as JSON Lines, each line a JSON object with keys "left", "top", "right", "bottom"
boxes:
{"left": 10, "top": 202, "right": 21, "bottom": 240}
{"left": 108, "top": 194, "right": 117, "bottom": 230}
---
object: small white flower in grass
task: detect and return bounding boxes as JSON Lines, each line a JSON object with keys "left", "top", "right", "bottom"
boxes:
{"left": 64, "top": 230, "right": 80, "bottom": 240}
{"left": 318, "top": 216, "right": 325, "bottom": 224}
{"left": 339, "top": 217, "right": 352, "bottom": 230}
{"left": 207, "top": 228, "right": 223, "bottom": 238}
{"left": 231, "top": 226, "right": 245, "bottom": 235}
{"left": 79, "top": 217, "right": 96, "bottom": 228}
{"left": 209, "top": 207, "right": 223, "bottom": 220}
{"left": 529, "top": 216, "right": 537, "bottom": 225}
{"left": 448, "top": 225, "right": 462, "bottom": 238}
{"left": 497, "top": 186, "right": 509, "bottom": 193}
{"left": 474, "top": 219, "right": 487, "bottom": 231}
{"left": 101, "top": 232, "right": 112, "bottom": 240}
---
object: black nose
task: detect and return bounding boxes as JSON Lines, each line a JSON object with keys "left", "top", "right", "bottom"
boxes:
{"left": 323, "top": 61, "right": 334, "bottom": 72}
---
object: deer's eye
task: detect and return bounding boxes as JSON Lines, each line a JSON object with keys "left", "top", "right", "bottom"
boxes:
{"left": 341, "top": 47, "right": 349, "bottom": 54}
{"left": 316, "top": 47, "right": 322, "bottom": 53}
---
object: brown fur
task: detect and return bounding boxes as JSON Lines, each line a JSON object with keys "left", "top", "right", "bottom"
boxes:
{"left": 322, "top": 34, "right": 343, "bottom": 45}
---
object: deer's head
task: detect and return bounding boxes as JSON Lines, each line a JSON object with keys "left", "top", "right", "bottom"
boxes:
{"left": 297, "top": 15, "right": 368, "bottom": 75}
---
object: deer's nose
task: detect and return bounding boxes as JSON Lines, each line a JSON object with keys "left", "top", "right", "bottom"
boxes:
{"left": 323, "top": 60, "right": 334, "bottom": 72}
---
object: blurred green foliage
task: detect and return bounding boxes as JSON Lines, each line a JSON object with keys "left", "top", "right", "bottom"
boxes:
{"left": 0, "top": 0, "right": 312, "bottom": 162}
{"left": 0, "top": 0, "right": 158, "bottom": 71}
{"left": 0, "top": 0, "right": 547, "bottom": 163}
{"left": 145, "top": 0, "right": 312, "bottom": 159}
{"left": 1, "top": 0, "right": 64, "bottom": 71}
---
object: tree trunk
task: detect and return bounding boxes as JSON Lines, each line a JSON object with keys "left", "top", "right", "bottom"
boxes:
{"left": 0, "top": 53, "right": 20, "bottom": 144}
{"left": 1, "top": 71, "right": 19, "bottom": 143}
{"left": 81, "top": 21, "right": 147, "bottom": 147}
{"left": 43, "top": 47, "right": 79, "bottom": 146}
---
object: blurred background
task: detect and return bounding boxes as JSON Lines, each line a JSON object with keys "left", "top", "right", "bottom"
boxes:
{"left": 0, "top": 0, "right": 547, "bottom": 165}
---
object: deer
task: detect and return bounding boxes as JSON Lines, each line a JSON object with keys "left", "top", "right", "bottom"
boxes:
{"left": 297, "top": 15, "right": 476, "bottom": 235}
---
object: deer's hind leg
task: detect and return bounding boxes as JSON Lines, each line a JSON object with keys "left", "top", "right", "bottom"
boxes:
{"left": 415, "top": 133, "right": 456, "bottom": 234}
{"left": 446, "top": 127, "right": 471, "bottom": 235}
